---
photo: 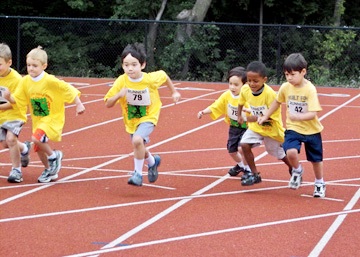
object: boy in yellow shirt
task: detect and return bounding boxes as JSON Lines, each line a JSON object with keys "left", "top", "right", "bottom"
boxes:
{"left": 7, "top": 46, "right": 85, "bottom": 183}
{"left": 238, "top": 61, "right": 292, "bottom": 186}
{"left": 259, "top": 53, "right": 325, "bottom": 197}
{"left": 0, "top": 43, "right": 31, "bottom": 183}
{"left": 105, "top": 43, "right": 181, "bottom": 186}
{"left": 198, "top": 66, "right": 250, "bottom": 178}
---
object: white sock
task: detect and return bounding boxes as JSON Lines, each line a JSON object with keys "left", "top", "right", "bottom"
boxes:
{"left": 21, "top": 143, "right": 28, "bottom": 155}
{"left": 146, "top": 152, "right": 155, "bottom": 167}
{"left": 48, "top": 152, "right": 56, "bottom": 160}
{"left": 315, "top": 178, "right": 324, "bottom": 184}
{"left": 244, "top": 165, "right": 250, "bottom": 171}
{"left": 134, "top": 158, "right": 144, "bottom": 175}
{"left": 294, "top": 164, "right": 303, "bottom": 173}
{"left": 237, "top": 161, "right": 245, "bottom": 168}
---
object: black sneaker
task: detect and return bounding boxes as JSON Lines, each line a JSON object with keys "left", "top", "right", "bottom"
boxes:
{"left": 240, "top": 169, "right": 251, "bottom": 181}
{"left": 241, "top": 173, "right": 262, "bottom": 186}
{"left": 228, "top": 164, "right": 245, "bottom": 176}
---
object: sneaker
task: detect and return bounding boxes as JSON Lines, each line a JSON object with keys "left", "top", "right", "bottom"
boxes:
{"left": 313, "top": 183, "right": 326, "bottom": 198}
{"left": 241, "top": 172, "right": 262, "bottom": 186}
{"left": 38, "top": 168, "right": 58, "bottom": 183}
{"left": 241, "top": 169, "right": 251, "bottom": 181}
{"left": 289, "top": 169, "right": 303, "bottom": 189}
{"left": 7, "top": 168, "right": 23, "bottom": 183}
{"left": 21, "top": 141, "right": 31, "bottom": 167}
{"left": 228, "top": 164, "right": 245, "bottom": 176}
{"left": 128, "top": 171, "right": 143, "bottom": 186}
{"left": 48, "top": 150, "right": 63, "bottom": 176}
{"left": 38, "top": 150, "right": 63, "bottom": 183}
{"left": 148, "top": 155, "right": 161, "bottom": 183}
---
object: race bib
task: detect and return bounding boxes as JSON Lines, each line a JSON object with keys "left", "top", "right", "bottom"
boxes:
{"left": 288, "top": 100, "right": 308, "bottom": 114}
{"left": 126, "top": 88, "right": 151, "bottom": 106}
{"left": 227, "top": 104, "right": 238, "bottom": 120}
{"left": 250, "top": 105, "right": 268, "bottom": 117}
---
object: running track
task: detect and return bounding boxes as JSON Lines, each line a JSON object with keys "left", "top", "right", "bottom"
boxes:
{"left": 1, "top": 78, "right": 359, "bottom": 257}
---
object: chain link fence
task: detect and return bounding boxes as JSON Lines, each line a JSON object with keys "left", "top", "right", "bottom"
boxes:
{"left": 1, "top": 16, "right": 359, "bottom": 87}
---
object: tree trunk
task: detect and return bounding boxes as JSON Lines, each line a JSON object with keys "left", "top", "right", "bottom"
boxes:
{"left": 176, "top": 0, "right": 212, "bottom": 78}
{"left": 333, "top": 0, "right": 344, "bottom": 26}
{"left": 146, "top": 0, "right": 167, "bottom": 69}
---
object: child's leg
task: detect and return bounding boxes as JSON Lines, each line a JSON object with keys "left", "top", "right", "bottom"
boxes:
{"left": 132, "top": 134, "right": 146, "bottom": 174}
{"left": 312, "top": 161, "right": 324, "bottom": 181}
{"left": 286, "top": 148, "right": 300, "bottom": 169}
{"left": 129, "top": 122, "right": 158, "bottom": 186}
{"left": 6, "top": 131, "right": 21, "bottom": 169}
{"left": 238, "top": 147, "right": 248, "bottom": 166}
{"left": 241, "top": 143, "right": 258, "bottom": 173}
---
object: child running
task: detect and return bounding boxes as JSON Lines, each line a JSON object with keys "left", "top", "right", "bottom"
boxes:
{"left": 197, "top": 66, "right": 250, "bottom": 177}
{"left": 238, "top": 61, "right": 292, "bottom": 186}
{"left": 104, "top": 43, "right": 181, "bottom": 186}
{"left": 258, "top": 53, "right": 325, "bottom": 197}
{"left": 7, "top": 46, "right": 86, "bottom": 183}
{"left": 0, "top": 43, "right": 31, "bottom": 183}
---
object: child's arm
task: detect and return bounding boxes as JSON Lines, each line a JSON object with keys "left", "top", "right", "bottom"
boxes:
{"left": 163, "top": 76, "right": 181, "bottom": 103}
{"left": 197, "top": 107, "right": 212, "bottom": 119}
{"left": 289, "top": 111, "right": 317, "bottom": 121}
{"left": 237, "top": 105, "right": 245, "bottom": 124}
{"left": 105, "top": 88, "right": 127, "bottom": 108}
{"left": 258, "top": 99, "right": 281, "bottom": 124}
{"left": 0, "top": 87, "right": 16, "bottom": 104}
{"left": 0, "top": 101, "right": 13, "bottom": 110}
{"left": 73, "top": 95, "right": 86, "bottom": 115}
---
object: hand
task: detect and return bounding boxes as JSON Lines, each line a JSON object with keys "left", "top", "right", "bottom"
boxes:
{"left": 197, "top": 111, "right": 204, "bottom": 119}
{"left": 172, "top": 91, "right": 181, "bottom": 103}
{"left": 257, "top": 116, "right": 268, "bottom": 125}
{"left": 76, "top": 102, "right": 86, "bottom": 115}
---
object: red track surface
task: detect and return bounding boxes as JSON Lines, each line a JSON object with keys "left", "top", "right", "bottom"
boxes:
{"left": 1, "top": 78, "right": 359, "bottom": 257}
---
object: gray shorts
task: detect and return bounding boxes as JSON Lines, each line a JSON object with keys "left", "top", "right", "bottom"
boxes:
{"left": 240, "top": 129, "right": 286, "bottom": 160}
{"left": 131, "top": 122, "right": 155, "bottom": 144}
{"left": 0, "top": 120, "right": 25, "bottom": 141}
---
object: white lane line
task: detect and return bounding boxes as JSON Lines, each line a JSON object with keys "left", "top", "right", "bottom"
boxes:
{"left": 0, "top": 185, "right": 290, "bottom": 223}
{"left": 308, "top": 188, "right": 360, "bottom": 257}
{"left": 0, "top": 119, "right": 224, "bottom": 206}
{"left": 97, "top": 151, "right": 268, "bottom": 251}
{"left": 63, "top": 208, "right": 360, "bottom": 257}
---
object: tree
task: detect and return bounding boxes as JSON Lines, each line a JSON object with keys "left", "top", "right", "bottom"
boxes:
{"left": 333, "top": 0, "right": 345, "bottom": 26}
{"left": 175, "top": 0, "right": 212, "bottom": 77}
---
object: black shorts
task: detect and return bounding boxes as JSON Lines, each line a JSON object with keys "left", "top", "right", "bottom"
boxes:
{"left": 227, "top": 126, "right": 247, "bottom": 153}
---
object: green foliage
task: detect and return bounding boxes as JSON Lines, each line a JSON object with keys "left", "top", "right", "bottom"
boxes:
{"left": 309, "top": 29, "right": 358, "bottom": 87}
{"left": 160, "top": 24, "right": 233, "bottom": 81}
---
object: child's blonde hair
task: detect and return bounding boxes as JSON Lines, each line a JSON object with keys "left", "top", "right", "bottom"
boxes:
{"left": 27, "top": 46, "right": 48, "bottom": 65}
{"left": 0, "top": 43, "right": 12, "bottom": 62}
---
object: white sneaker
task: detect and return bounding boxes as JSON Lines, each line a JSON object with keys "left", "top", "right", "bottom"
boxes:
{"left": 289, "top": 169, "right": 303, "bottom": 189}
{"left": 313, "top": 183, "right": 326, "bottom": 198}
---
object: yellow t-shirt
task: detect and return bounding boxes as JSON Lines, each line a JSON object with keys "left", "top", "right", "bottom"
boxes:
{"left": 0, "top": 69, "right": 27, "bottom": 124}
{"left": 14, "top": 72, "right": 81, "bottom": 141}
{"left": 104, "top": 71, "right": 167, "bottom": 134}
{"left": 209, "top": 90, "right": 247, "bottom": 128}
{"left": 277, "top": 81, "right": 323, "bottom": 135}
{"left": 239, "top": 84, "right": 285, "bottom": 142}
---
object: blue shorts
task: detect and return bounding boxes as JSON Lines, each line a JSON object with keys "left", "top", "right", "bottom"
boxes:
{"left": 283, "top": 130, "right": 323, "bottom": 162}
{"left": 227, "top": 126, "right": 246, "bottom": 153}
{"left": 131, "top": 122, "right": 155, "bottom": 144}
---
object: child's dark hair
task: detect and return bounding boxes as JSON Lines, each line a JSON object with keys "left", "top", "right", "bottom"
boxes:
{"left": 283, "top": 53, "right": 307, "bottom": 73}
{"left": 246, "top": 61, "right": 267, "bottom": 77}
{"left": 227, "top": 66, "right": 247, "bottom": 84}
{"left": 121, "top": 42, "right": 147, "bottom": 64}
